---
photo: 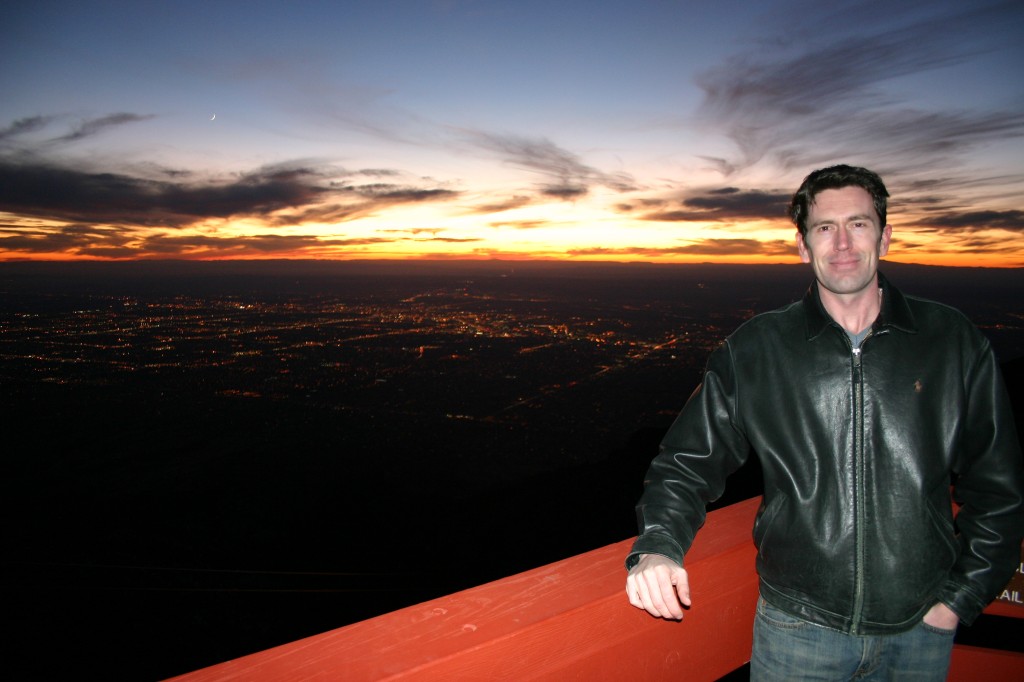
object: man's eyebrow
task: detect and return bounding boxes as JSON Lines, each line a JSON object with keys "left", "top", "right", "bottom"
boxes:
{"left": 809, "top": 213, "right": 876, "bottom": 227}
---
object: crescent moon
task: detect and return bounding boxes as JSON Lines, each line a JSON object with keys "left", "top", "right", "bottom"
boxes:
{"left": 210, "top": 114, "right": 216, "bottom": 121}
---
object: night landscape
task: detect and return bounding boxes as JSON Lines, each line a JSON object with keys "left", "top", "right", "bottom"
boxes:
{"left": 2, "top": 260, "right": 1022, "bottom": 678}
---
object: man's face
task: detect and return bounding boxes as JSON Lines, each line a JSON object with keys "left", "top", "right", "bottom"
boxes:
{"left": 796, "top": 186, "right": 892, "bottom": 299}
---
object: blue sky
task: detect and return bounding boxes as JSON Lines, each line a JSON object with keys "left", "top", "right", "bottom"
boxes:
{"left": 2, "top": 0, "right": 1022, "bottom": 265}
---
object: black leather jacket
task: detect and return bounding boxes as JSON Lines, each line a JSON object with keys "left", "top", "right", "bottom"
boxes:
{"left": 627, "top": 274, "right": 1024, "bottom": 634}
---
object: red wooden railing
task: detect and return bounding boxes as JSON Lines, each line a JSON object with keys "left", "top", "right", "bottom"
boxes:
{"left": 168, "top": 497, "right": 1022, "bottom": 681}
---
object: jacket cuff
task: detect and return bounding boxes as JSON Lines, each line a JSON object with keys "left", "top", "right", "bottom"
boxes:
{"left": 936, "top": 580, "right": 987, "bottom": 626}
{"left": 625, "top": 534, "right": 684, "bottom": 571}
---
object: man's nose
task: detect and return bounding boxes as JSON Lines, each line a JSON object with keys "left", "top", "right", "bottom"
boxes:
{"left": 835, "top": 226, "right": 850, "bottom": 250}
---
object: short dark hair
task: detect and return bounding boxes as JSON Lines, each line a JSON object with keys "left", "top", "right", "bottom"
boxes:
{"left": 789, "top": 165, "right": 889, "bottom": 235}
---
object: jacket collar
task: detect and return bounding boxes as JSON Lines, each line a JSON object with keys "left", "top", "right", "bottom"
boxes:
{"left": 803, "top": 271, "right": 918, "bottom": 341}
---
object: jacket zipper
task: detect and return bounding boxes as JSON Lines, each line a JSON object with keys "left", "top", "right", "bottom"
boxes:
{"left": 849, "top": 331, "right": 872, "bottom": 635}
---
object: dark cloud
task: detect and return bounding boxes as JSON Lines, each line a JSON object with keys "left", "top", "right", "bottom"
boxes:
{"left": 683, "top": 189, "right": 790, "bottom": 218}
{"left": 616, "top": 198, "right": 669, "bottom": 213}
{"left": 350, "top": 184, "right": 458, "bottom": 203}
{"left": 540, "top": 185, "right": 588, "bottom": 200}
{"left": 902, "top": 233, "right": 1024, "bottom": 257}
{"left": 0, "top": 159, "right": 458, "bottom": 230}
{"left": 356, "top": 168, "right": 402, "bottom": 178}
{"left": 0, "top": 111, "right": 460, "bottom": 238}
{"left": 954, "top": 236, "right": 1023, "bottom": 252}
{"left": 925, "top": 210, "right": 1024, "bottom": 232}
{"left": 891, "top": 231, "right": 1022, "bottom": 257}
{"left": 466, "top": 195, "right": 533, "bottom": 214}
{"left": 643, "top": 209, "right": 712, "bottom": 222}
{"left": 641, "top": 189, "right": 790, "bottom": 223}
{"left": 0, "top": 161, "right": 330, "bottom": 227}
{"left": 895, "top": 239, "right": 929, "bottom": 252}
{"left": 266, "top": 183, "right": 459, "bottom": 227}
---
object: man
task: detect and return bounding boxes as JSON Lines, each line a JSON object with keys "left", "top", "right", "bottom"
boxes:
{"left": 625, "top": 165, "right": 1024, "bottom": 680}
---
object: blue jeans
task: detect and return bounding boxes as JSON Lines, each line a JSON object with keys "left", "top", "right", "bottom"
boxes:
{"left": 751, "top": 597, "right": 955, "bottom": 681}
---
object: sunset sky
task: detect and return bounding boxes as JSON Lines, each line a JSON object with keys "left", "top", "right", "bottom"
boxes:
{"left": 2, "top": 0, "right": 1022, "bottom": 266}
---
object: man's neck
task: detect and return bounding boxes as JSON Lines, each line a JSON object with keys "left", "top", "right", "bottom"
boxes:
{"left": 817, "top": 280, "right": 883, "bottom": 334}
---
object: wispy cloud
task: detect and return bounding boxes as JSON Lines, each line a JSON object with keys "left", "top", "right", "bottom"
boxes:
{"left": 0, "top": 223, "right": 129, "bottom": 253}
{"left": 414, "top": 236, "right": 481, "bottom": 243}
{"left": 0, "top": 115, "right": 56, "bottom": 143}
{"left": 696, "top": 1, "right": 1024, "bottom": 176}
{"left": 52, "top": 113, "right": 156, "bottom": 143}
{"left": 489, "top": 219, "right": 551, "bottom": 230}
{"left": 459, "top": 130, "right": 637, "bottom": 198}
{"left": 140, "top": 233, "right": 396, "bottom": 254}
{"left": 0, "top": 223, "right": 412, "bottom": 259}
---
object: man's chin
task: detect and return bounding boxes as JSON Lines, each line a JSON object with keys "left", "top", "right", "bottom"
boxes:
{"left": 820, "top": 275, "right": 877, "bottom": 297}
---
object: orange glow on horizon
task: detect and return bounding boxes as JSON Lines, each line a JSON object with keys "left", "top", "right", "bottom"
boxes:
{"left": 2, "top": 209, "right": 1022, "bottom": 268}
{"left": 2, "top": 249, "right": 1021, "bottom": 268}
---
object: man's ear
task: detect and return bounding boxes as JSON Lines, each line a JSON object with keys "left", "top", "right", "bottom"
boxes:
{"left": 796, "top": 230, "right": 811, "bottom": 263}
{"left": 879, "top": 224, "right": 892, "bottom": 257}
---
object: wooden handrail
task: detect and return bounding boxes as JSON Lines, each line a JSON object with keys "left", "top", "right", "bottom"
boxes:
{"left": 167, "top": 496, "right": 1021, "bottom": 681}
{"left": 168, "top": 498, "right": 760, "bottom": 681}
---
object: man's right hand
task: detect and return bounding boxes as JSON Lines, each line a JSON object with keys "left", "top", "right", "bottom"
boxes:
{"left": 626, "top": 553, "right": 691, "bottom": 620}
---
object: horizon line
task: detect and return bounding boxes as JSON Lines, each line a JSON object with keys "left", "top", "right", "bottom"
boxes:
{"left": 0, "top": 256, "right": 1021, "bottom": 270}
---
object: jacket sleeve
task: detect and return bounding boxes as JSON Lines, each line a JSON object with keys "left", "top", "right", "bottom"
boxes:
{"left": 937, "top": 344, "right": 1024, "bottom": 625}
{"left": 625, "top": 340, "right": 752, "bottom": 569}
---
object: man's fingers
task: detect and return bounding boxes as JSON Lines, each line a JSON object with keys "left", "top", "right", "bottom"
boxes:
{"left": 627, "top": 573, "right": 648, "bottom": 610}
{"left": 656, "top": 573, "right": 684, "bottom": 619}
{"left": 626, "top": 569, "right": 659, "bottom": 614}
{"left": 625, "top": 556, "right": 691, "bottom": 620}
{"left": 673, "top": 569, "right": 691, "bottom": 607}
{"left": 627, "top": 572, "right": 644, "bottom": 606}
{"left": 642, "top": 566, "right": 684, "bottom": 619}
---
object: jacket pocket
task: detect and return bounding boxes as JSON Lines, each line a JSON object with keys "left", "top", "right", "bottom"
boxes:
{"left": 753, "top": 492, "right": 787, "bottom": 554}
{"left": 924, "top": 496, "right": 959, "bottom": 565}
